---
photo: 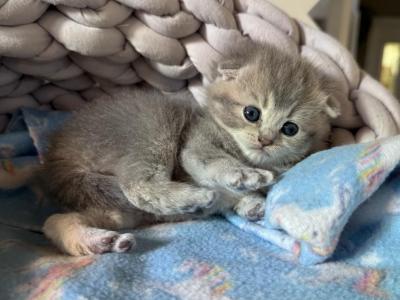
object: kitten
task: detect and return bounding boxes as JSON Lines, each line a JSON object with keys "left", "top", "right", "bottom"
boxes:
{"left": 41, "top": 43, "right": 340, "bottom": 256}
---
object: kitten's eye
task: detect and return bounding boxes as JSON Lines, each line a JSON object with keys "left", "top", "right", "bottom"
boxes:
{"left": 243, "top": 106, "right": 260, "bottom": 122}
{"left": 281, "top": 122, "right": 298, "bottom": 136}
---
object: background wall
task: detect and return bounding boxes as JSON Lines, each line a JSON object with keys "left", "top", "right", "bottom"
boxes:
{"left": 309, "top": 0, "right": 400, "bottom": 98}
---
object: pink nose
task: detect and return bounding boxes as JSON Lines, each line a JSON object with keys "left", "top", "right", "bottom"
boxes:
{"left": 258, "top": 136, "right": 272, "bottom": 146}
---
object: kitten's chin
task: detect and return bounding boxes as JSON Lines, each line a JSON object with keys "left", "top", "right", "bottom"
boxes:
{"left": 243, "top": 148, "right": 273, "bottom": 167}
{"left": 243, "top": 145, "right": 298, "bottom": 169}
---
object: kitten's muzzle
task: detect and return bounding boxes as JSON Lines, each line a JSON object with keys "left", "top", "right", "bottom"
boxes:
{"left": 258, "top": 136, "right": 273, "bottom": 146}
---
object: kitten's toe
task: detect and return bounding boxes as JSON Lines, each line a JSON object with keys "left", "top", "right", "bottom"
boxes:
{"left": 113, "top": 233, "right": 136, "bottom": 253}
{"left": 226, "top": 170, "right": 246, "bottom": 189}
{"left": 84, "top": 228, "right": 119, "bottom": 254}
{"left": 248, "top": 169, "right": 274, "bottom": 189}
{"left": 235, "top": 196, "right": 266, "bottom": 221}
{"left": 75, "top": 228, "right": 136, "bottom": 255}
{"left": 226, "top": 168, "right": 274, "bottom": 191}
{"left": 246, "top": 203, "right": 265, "bottom": 220}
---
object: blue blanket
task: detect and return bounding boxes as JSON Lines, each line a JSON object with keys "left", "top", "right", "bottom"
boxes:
{"left": 1, "top": 108, "right": 400, "bottom": 299}
{"left": 226, "top": 136, "right": 400, "bottom": 265}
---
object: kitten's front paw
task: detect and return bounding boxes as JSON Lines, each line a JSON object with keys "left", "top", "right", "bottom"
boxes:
{"left": 235, "top": 195, "right": 265, "bottom": 221}
{"left": 223, "top": 168, "right": 274, "bottom": 191}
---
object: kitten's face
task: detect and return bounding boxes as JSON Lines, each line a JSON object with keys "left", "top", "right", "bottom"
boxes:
{"left": 206, "top": 46, "right": 340, "bottom": 168}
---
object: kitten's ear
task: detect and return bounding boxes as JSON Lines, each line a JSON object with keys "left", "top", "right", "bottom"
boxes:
{"left": 323, "top": 96, "right": 341, "bottom": 118}
{"left": 217, "top": 60, "right": 240, "bottom": 81}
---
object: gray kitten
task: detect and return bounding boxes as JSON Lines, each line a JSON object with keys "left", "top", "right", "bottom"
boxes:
{"left": 41, "top": 44, "right": 340, "bottom": 256}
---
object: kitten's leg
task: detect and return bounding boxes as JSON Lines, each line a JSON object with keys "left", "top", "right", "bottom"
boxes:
{"left": 120, "top": 180, "right": 218, "bottom": 216}
{"left": 112, "top": 154, "right": 223, "bottom": 215}
{"left": 181, "top": 147, "right": 272, "bottom": 219}
{"left": 43, "top": 209, "right": 148, "bottom": 256}
{"left": 181, "top": 147, "right": 274, "bottom": 192}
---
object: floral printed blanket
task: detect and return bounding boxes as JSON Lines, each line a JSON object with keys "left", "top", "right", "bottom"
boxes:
{"left": 0, "top": 108, "right": 400, "bottom": 299}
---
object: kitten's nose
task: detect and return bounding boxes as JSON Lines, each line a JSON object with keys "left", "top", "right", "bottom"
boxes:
{"left": 258, "top": 136, "right": 272, "bottom": 146}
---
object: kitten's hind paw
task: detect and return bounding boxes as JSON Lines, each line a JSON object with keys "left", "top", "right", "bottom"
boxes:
{"left": 66, "top": 228, "right": 135, "bottom": 256}
{"left": 179, "top": 190, "right": 217, "bottom": 215}
{"left": 223, "top": 168, "right": 274, "bottom": 191}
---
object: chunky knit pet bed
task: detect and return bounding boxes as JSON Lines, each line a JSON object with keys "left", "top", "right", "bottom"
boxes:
{"left": 0, "top": 0, "right": 399, "bottom": 144}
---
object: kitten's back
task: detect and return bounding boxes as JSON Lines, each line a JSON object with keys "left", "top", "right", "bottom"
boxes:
{"left": 42, "top": 87, "right": 195, "bottom": 210}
